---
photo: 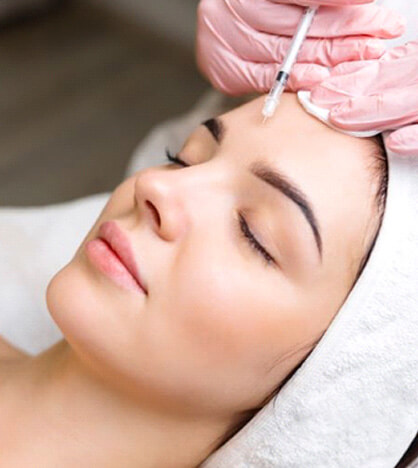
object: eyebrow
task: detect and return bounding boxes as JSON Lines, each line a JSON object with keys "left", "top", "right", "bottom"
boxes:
{"left": 203, "top": 117, "right": 224, "bottom": 142}
{"left": 202, "top": 117, "right": 323, "bottom": 258}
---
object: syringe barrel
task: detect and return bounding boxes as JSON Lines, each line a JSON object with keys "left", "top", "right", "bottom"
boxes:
{"left": 281, "top": 6, "right": 318, "bottom": 74}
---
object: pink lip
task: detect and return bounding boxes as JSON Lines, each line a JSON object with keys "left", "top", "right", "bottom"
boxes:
{"left": 85, "top": 221, "right": 147, "bottom": 295}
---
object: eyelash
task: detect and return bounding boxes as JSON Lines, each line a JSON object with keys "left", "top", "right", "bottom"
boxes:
{"left": 237, "top": 213, "right": 276, "bottom": 267}
{"left": 165, "top": 148, "right": 276, "bottom": 268}
{"left": 165, "top": 148, "right": 188, "bottom": 167}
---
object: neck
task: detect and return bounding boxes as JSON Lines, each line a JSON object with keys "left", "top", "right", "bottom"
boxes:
{"left": 0, "top": 341, "right": 232, "bottom": 467}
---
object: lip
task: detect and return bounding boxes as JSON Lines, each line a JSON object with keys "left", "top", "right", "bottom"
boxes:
{"left": 86, "top": 221, "right": 147, "bottom": 295}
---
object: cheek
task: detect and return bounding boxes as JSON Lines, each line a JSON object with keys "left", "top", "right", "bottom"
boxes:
{"left": 167, "top": 245, "right": 330, "bottom": 384}
{"left": 160, "top": 246, "right": 287, "bottom": 385}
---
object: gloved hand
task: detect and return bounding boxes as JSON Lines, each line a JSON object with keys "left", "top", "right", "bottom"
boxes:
{"left": 196, "top": 0, "right": 405, "bottom": 95}
{"left": 311, "top": 42, "right": 418, "bottom": 156}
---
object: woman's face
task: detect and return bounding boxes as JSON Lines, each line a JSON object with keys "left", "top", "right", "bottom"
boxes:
{"left": 47, "top": 93, "right": 379, "bottom": 419}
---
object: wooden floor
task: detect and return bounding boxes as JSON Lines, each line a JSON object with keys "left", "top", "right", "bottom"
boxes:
{"left": 0, "top": 1, "right": 207, "bottom": 206}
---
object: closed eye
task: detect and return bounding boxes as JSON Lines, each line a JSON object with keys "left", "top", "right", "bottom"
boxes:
{"left": 237, "top": 213, "right": 276, "bottom": 267}
{"left": 164, "top": 148, "right": 277, "bottom": 268}
{"left": 165, "top": 148, "right": 188, "bottom": 167}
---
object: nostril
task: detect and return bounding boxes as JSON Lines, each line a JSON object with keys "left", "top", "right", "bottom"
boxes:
{"left": 145, "top": 200, "right": 161, "bottom": 227}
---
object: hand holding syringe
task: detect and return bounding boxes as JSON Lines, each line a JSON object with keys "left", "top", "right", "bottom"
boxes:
{"left": 196, "top": 0, "right": 405, "bottom": 95}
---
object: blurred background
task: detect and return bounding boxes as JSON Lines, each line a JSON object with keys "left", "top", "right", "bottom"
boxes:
{"left": 0, "top": 0, "right": 207, "bottom": 206}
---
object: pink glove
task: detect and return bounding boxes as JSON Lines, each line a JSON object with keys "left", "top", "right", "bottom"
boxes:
{"left": 311, "top": 42, "right": 418, "bottom": 156}
{"left": 196, "top": 0, "right": 405, "bottom": 95}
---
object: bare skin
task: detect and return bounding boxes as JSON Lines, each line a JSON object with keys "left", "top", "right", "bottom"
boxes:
{"left": 0, "top": 337, "right": 27, "bottom": 361}
{"left": 0, "top": 93, "right": 381, "bottom": 467}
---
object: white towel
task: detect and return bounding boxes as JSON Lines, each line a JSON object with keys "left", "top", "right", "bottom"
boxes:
{"left": 0, "top": 194, "right": 108, "bottom": 354}
{"left": 297, "top": 90, "right": 381, "bottom": 138}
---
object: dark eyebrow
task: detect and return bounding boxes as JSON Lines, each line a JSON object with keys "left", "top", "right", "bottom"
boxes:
{"left": 202, "top": 117, "right": 322, "bottom": 259}
{"left": 203, "top": 118, "right": 224, "bottom": 143}
{"left": 250, "top": 161, "right": 322, "bottom": 258}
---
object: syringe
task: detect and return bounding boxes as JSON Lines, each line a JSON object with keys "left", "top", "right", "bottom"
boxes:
{"left": 262, "top": 5, "right": 318, "bottom": 123}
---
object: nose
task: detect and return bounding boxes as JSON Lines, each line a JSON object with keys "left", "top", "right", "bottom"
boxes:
{"left": 133, "top": 167, "right": 188, "bottom": 241}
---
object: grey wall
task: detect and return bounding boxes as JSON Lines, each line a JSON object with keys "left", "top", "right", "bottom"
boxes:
{"left": 0, "top": 0, "right": 56, "bottom": 19}
{"left": 87, "top": 0, "right": 198, "bottom": 50}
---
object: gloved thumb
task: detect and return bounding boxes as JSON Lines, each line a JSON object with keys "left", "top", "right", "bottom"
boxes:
{"left": 385, "top": 125, "right": 418, "bottom": 156}
{"left": 328, "top": 87, "right": 418, "bottom": 131}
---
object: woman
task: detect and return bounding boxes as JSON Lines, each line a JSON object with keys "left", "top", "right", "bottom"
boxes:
{"left": 0, "top": 92, "right": 389, "bottom": 466}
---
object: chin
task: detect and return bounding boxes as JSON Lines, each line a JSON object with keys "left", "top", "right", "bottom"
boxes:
{"left": 46, "top": 255, "right": 147, "bottom": 389}
{"left": 47, "top": 260, "right": 100, "bottom": 347}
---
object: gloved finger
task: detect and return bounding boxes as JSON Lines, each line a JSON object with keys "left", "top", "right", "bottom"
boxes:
{"left": 385, "top": 125, "right": 418, "bottom": 156}
{"left": 328, "top": 86, "right": 418, "bottom": 132}
{"left": 329, "top": 59, "right": 378, "bottom": 77}
{"left": 231, "top": 29, "right": 385, "bottom": 66}
{"left": 311, "top": 61, "right": 380, "bottom": 107}
{"left": 232, "top": 0, "right": 405, "bottom": 39}
{"left": 329, "top": 42, "right": 418, "bottom": 76}
{"left": 272, "top": 0, "right": 373, "bottom": 5}
{"left": 287, "top": 63, "right": 330, "bottom": 91}
{"left": 196, "top": 0, "right": 350, "bottom": 76}
{"left": 381, "top": 40, "right": 418, "bottom": 61}
{"left": 199, "top": 50, "right": 328, "bottom": 95}
{"left": 311, "top": 56, "right": 418, "bottom": 107}
{"left": 237, "top": 62, "right": 328, "bottom": 94}
{"left": 197, "top": 49, "right": 277, "bottom": 95}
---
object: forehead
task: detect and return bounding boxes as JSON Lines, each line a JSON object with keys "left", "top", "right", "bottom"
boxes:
{"left": 218, "top": 94, "right": 378, "bottom": 273}
{"left": 220, "top": 93, "right": 371, "bottom": 180}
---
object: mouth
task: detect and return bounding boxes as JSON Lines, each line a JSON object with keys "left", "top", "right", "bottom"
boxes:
{"left": 85, "top": 221, "right": 148, "bottom": 295}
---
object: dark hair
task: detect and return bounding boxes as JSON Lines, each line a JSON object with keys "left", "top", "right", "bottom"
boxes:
{"left": 395, "top": 433, "right": 418, "bottom": 468}
{"left": 353, "top": 133, "right": 388, "bottom": 282}
{"left": 210, "top": 134, "right": 415, "bottom": 467}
